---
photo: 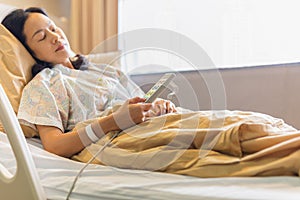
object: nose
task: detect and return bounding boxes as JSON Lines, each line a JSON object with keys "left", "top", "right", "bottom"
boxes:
{"left": 48, "top": 30, "right": 60, "bottom": 44}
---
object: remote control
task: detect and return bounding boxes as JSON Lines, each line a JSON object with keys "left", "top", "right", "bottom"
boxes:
{"left": 144, "top": 73, "right": 176, "bottom": 103}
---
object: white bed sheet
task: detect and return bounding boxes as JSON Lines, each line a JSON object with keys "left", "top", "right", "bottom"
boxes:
{"left": 1, "top": 132, "right": 300, "bottom": 200}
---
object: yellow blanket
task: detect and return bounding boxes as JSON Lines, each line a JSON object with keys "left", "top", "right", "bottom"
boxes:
{"left": 72, "top": 110, "right": 300, "bottom": 177}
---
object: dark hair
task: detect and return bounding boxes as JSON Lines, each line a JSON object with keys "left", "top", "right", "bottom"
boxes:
{"left": 1, "top": 7, "right": 87, "bottom": 77}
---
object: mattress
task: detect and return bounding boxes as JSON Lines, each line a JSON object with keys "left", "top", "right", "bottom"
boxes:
{"left": 1, "top": 132, "right": 300, "bottom": 200}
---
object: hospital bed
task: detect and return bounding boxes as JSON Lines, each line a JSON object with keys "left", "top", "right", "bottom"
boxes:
{"left": 1, "top": 87, "right": 300, "bottom": 200}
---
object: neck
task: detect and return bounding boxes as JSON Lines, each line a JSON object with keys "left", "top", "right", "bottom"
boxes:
{"left": 62, "top": 59, "right": 74, "bottom": 69}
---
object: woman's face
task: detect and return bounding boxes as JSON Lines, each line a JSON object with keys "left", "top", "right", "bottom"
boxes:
{"left": 23, "top": 13, "right": 71, "bottom": 65}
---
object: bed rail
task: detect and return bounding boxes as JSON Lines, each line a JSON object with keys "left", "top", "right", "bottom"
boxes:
{"left": 0, "top": 84, "right": 46, "bottom": 200}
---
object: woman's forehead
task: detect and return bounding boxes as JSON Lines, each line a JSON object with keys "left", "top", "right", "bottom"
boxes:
{"left": 24, "top": 13, "right": 52, "bottom": 37}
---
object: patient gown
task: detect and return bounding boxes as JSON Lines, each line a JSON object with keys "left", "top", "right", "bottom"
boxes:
{"left": 17, "top": 63, "right": 144, "bottom": 133}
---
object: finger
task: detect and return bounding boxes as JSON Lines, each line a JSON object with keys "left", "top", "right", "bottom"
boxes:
{"left": 160, "top": 103, "right": 167, "bottom": 115}
{"left": 128, "top": 97, "right": 139, "bottom": 104}
{"left": 172, "top": 104, "right": 177, "bottom": 112}
{"left": 144, "top": 109, "right": 156, "bottom": 118}
{"left": 169, "top": 102, "right": 176, "bottom": 113}
{"left": 128, "top": 97, "right": 146, "bottom": 104}
{"left": 166, "top": 100, "right": 171, "bottom": 113}
{"left": 171, "top": 102, "right": 177, "bottom": 112}
{"left": 140, "top": 103, "right": 153, "bottom": 111}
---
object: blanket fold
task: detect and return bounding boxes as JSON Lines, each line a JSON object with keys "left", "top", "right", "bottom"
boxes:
{"left": 72, "top": 110, "right": 300, "bottom": 177}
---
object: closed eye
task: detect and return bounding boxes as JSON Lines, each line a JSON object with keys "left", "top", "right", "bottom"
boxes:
{"left": 38, "top": 33, "right": 46, "bottom": 42}
{"left": 37, "top": 26, "right": 56, "bottom": 42}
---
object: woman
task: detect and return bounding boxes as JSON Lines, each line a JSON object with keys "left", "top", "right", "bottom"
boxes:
{"left": 2, "top": 7, "right": 177, "bottom": 158}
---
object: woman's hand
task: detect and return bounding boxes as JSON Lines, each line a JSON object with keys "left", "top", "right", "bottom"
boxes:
{"left": 150, "top": 98, "right": 177, "bottom": 116}
{"left": 112, "top": 97, "right": 153, "bottom": 130}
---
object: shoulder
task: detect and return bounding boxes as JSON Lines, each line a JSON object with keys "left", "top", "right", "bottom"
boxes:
{"left": 34, "top": 67, "right": 61, "bottom": 80}
{"left": 24, "top": 67, "right": 63, "bottom": 91}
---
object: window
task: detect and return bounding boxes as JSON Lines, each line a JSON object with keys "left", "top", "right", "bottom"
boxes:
{"left": 118, "top": 0, "right": 300, "bottom": 74}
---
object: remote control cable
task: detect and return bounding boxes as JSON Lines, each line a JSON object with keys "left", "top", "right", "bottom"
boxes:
{"left": 66, "top": 131, "right": 120, "bottom": 200}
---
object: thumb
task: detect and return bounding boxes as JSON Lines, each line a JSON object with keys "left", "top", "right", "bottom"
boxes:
{"left": 141, "top": 103, "right": 153, "bottom": 111}
{"left": 128, "top": 96, "right": 146, "bottom": 104}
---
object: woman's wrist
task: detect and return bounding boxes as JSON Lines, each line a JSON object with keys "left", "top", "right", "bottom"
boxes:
{"left": 96, "top": 114, "right": 119, "bottom": 136}
{"left": 85, "top": 124, "right": 99, "bottom": 142}
{"left": 79, "top": 115, "right": 119, "bottom": 144}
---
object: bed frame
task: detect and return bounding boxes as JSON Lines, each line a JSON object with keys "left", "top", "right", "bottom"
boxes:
{"left": 0, "top": 84, "right": 46, "bottom": 200}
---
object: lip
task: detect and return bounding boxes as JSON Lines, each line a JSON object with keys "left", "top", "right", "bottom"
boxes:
{"left": 55, "top": 44, "right": 65, "bottom": 52}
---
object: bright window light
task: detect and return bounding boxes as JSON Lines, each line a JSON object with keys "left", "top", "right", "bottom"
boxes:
{"left": 118, "top": 0, "right": 300, "bottom": 74}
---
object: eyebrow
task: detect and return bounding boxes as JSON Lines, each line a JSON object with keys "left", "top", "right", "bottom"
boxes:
{"left": 31, "top": 20, "right": 51, "bottom": 39}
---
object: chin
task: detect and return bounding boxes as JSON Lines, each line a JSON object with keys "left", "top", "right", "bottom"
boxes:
{"left": 58, "top": 50, "right": 71, "bottom": 59}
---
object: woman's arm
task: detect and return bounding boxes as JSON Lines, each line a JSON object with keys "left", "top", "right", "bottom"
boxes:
{"left": 37, "top": 114, "right": 117, "bottom": 157}
{"left": 37, "top": 97, "right": 153, "bottom": 157}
